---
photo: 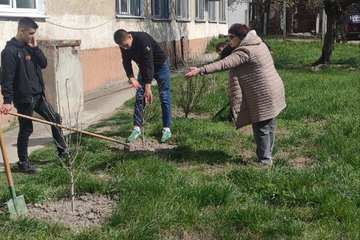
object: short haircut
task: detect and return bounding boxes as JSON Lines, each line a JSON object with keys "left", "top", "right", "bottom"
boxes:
{"left": 215, "top": 42, "right": 227, "bottom": 52}
{"left": 114, "top": 29, "right": 129, "bottom": 45}
{"left": 18, "top": 17, "right": 38, "bottom": 30}
{"left": 228, "top": 24, "right": 250, "bottom": 40}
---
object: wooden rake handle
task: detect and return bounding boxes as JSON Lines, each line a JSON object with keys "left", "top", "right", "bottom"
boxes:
{"left": 8, "top": 112, "right": 129, "bottom": 147}
{"left": 0, "top": 126, "right": 15, "bottom": 188}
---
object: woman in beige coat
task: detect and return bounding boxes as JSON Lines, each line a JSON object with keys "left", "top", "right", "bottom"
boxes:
{"left": 185, "top": 24, "right": 286, "bottom": 166}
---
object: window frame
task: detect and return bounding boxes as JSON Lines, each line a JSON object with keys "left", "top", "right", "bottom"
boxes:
{"left": 219, "top": 0, "right": 226, "bottom": 23}
{"left": 195, "top": 0, "right": 205, "bottom": 22}
{"left": 116, "top": 0, "right": 145, "bottom": 19}
{"left": 0, "top": 0, "right": 45, "bottom": 18}
{"left": 208, "top": 0, "right": 217, "bottom": 23}
{"left": 152, "top": 0, "right": 171, "bottom": 21}
{"left": 0, "top": 0, "right": 12, "bottom": 9}
{"left": 175, "top": 0, "right": 190, "bottom": 22}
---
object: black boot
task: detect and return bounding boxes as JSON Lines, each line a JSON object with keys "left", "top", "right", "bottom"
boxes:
{"left": 58, "top": 148, "right": 71, "bottom": 160}
{"left": 16, "top": 161, "right": 38, "bottom": 174}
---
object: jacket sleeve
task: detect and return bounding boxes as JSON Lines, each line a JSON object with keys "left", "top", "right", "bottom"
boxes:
{"left": 121, "top": 48, "right": 134, "bottom": 79}
{"left": 138, "top": 37, "right": 154, "bottom": 84}
{"left": 200, "top": 50, "right": 250, "bottom": 75}
{"left": 1, "top": 49, "right": 17, "bottom": 104}
{"left": 30, "top": 47, "right": 47, "bottom": 69}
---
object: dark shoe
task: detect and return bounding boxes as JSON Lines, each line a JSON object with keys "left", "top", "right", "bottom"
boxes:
{"left": 58, "top": 149, "right": 72, "bottom": 167}
{"left": 58, "top": 149, "right": 71, "bottom": 160}
{"left": 16, "top": 161, "right": 38, "bottom": 174}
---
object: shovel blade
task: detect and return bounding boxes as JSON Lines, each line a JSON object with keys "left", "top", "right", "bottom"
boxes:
{"left": 6, "top": 195, "right": 28, "bottom": 218}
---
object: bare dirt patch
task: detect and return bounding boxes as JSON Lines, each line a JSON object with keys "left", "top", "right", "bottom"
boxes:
{"left": 110, "top": 138, "right": 177, "bottom": 153}
{"left": 128, "top": 139, "right": 177, "bottom": 152}
{"left": 28, "top": 194, "right": 114, "bottom": 231}
{"left": 162, "top": 230, "right": 215, "bottom": 240}
{"left": 172, "top": 108, "right": 212, "bottom": 120}
{"left": 289, "top": 156, "right": 314, "bottom": 168}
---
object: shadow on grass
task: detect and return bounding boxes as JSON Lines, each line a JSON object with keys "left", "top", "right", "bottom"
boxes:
{"left": 157, "top": 145, "right": 247, "bottom": 165}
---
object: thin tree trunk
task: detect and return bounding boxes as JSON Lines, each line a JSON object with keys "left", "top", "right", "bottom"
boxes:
{"left": 314, "top": 0, "right": 354, "bottom": 65}
{"left": 314, "top": 0, "right": 340, "bottom": 65}
{"left": 315, "top": 13, "right": 336, "bottom": 65}
{"left": 70, "top": 169, "right": 75, "bottom": 212}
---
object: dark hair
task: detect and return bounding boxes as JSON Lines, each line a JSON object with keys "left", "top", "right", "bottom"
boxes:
{"left": 220, "top": 45, "right": 234, "bottom": 59}
{"left": 114, "top": 29, "right": 129, "bottom": 44}
{"left": 228, "top": 24, "right": 250, "bottom": 40}
{"left": 18, "top": 17, "right": 38, "bottom": 29}
{"left": 215, "top": 42, "right": 227, "bottom": 52}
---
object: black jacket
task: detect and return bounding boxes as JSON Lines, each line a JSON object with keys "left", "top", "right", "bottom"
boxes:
{"left": 1, "top": 38, "right": 47, "bottom": 105}
{"left": 120, "top": 32, "right": 167, "bottom": 84}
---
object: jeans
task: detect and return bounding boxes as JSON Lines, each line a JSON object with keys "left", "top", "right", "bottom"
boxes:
{"left": 15, "top": 95, "right": 68, "bottom": 162}
{"left": 252, "top": 118, "right": 277, "bottom": 162}
{"left": 134, "top": 60, "right": 172, "bottom": 128}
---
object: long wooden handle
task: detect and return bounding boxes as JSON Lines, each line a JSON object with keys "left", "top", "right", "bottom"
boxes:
{"left": 8, "top": 112, "right": 128, "bottom": 147}
{"left": 0, "top": 127, "right": 15, "bottom": 188}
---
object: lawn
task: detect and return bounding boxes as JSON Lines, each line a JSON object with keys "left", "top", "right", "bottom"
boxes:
{"left": 0, "top": 40, "right": 359, "bottom": 239}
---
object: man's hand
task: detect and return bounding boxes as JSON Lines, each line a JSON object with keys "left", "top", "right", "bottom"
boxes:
{"left": 129, "top": 77, "right": 141, "bottom": 89}
{"left": 28, "top": 36, "right": 37, "bottom": 48}
{"left": 0, "top": 104, "right": 12, "bottom": 115}
{"left": 144, "top": 84, "right": 153, "bottom": 104}
{"left": 185, "top": 67, "right": 201, "bottom": 79}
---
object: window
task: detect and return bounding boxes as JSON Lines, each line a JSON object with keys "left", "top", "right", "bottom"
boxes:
{"left": 244, "top": 9, "right": 249, "bottom": 26}
{"left": 152, "top": 0, "right": 170, "bottom": 19}
{"left": 219, "top": 0, "right": 226, "bottom": 22}
{"left": 176, "top": 0, "right": 189, "bottom": 20}
{"left": 0, "top": 0, "right": 44, "bottom": 17}
{"left": 117, "top": 0, "right": 143, "bottom": 17}
{"left": 208, "top": 0, "right": 216, "bottom": 22}
{"left": 196, "top": 0, "right": 205, "bottom": 21}
{"left": 0, "top": 0, "right": 11, "bottom": 8}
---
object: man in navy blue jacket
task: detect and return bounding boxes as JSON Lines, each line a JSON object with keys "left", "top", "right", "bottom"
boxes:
{"left": 114, "top": 29, "right": 172, "bottom": 143}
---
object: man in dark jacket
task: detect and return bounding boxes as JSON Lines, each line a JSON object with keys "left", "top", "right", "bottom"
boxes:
{"left": 114, "top": 29, "right": 172, "bottom": 143}
{"left": 0, "top": 18, "right": 68, "bottom": 173}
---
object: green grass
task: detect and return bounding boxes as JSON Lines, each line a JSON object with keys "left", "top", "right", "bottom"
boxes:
{"left": 0, "top": 40, "right": 360, "bottom": 239}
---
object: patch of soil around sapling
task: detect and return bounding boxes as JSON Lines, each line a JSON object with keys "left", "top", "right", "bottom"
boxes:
{"left": 27, "top": 194, "right": 114, "bottom": 231}
{"left": 109, "top": 138, "right": 176, "bottom": 153}
{"left": 128, "top": 138, "right": 177, "bottom": 152}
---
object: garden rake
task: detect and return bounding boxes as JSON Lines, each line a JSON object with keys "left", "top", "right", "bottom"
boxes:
{"left": 8, "top": 112, "right": 129, "bottom": 148}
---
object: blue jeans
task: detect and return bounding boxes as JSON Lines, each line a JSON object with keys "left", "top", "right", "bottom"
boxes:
{"left": 134, "top": 60, "right": 172, "bottom": 128}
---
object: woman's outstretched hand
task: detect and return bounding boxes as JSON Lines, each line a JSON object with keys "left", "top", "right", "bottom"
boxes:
{"left": 185, "top": 67, "right": 201, "bottom": 79}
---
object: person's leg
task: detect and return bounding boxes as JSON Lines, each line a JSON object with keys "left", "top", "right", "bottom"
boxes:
{"left": 154, "top": 60, "right": 172, "bottom": 142}
{"left": 128, "top": 75, "right": 146, "bottom": 143}
{"left": 252, "top": 118, "right": 277, "bottom": 166}
{"left": 34, "top": 96, "right": 68, "bottom": 157}
{"left": 16, "top": 104, "right": 34, "bottom": 163}
{"left": 269, "top": 118, "right": 277, "bottom": 154}
{"left": 15, "top": 103, "right": 37, "bottom": 173}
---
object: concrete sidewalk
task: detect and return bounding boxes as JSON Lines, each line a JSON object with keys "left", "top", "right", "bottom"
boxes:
{"left": 0, "top": 87, "right": 134, "bottom": 168}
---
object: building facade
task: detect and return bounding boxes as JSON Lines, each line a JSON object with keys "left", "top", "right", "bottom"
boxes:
{"left": 0, "top": 0, "right": 228, "bottom": 104}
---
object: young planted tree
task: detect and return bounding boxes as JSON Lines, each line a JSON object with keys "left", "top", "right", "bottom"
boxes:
{"left": 56, "top": 79, "right": 88, "bottom": 212}
{"left": 141, "top": 97, "right": 161, "bottom": 145}
{"left": 178, "top": 74, "right": 215, "bottom": 118}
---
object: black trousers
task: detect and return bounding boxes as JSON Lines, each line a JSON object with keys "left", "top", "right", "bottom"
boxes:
{"left": 15, "top": 95, "right": 67, "bottom": 162}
